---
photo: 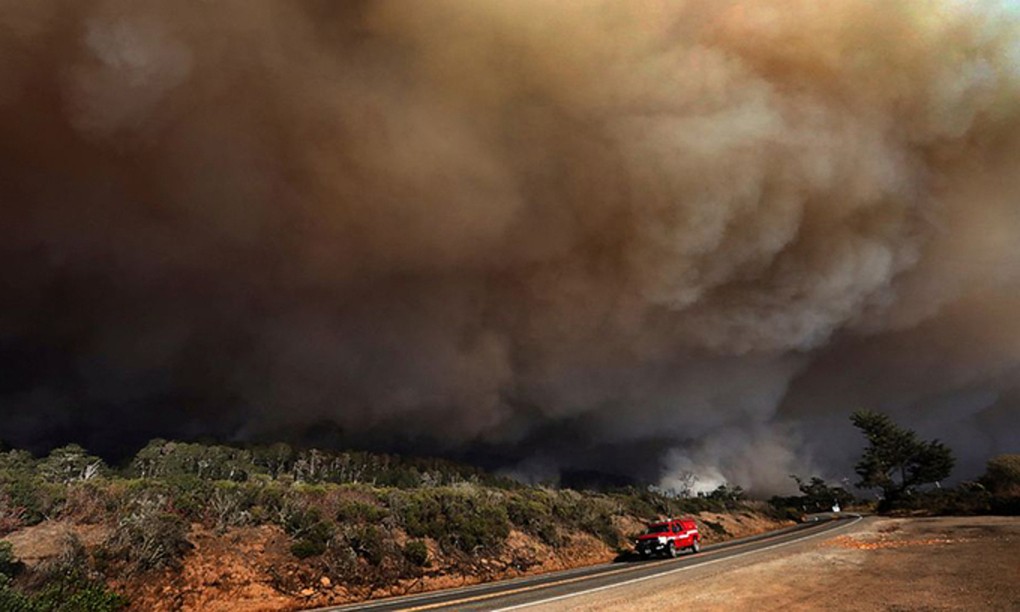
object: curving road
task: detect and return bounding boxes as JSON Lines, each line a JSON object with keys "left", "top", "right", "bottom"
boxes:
{"left": 313, "top": 514, "right": 863, "bottom": 612}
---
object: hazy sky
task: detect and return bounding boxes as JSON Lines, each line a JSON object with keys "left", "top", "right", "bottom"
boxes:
{"left": 1, "top": 0, "right": 1018, "bottom": 493}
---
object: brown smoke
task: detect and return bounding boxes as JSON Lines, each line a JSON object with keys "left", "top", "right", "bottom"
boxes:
{"left": 2, "top": 0, "right": 1019, "bottom": 492}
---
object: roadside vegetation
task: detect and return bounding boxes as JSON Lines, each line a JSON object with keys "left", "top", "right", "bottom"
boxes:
{"left": 0, "top": 439, "right": 781, "bottom": 609}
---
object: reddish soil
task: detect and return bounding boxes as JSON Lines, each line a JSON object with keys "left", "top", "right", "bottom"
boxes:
{"left": 3, "top": 510, "right": 792, "bottom": 611}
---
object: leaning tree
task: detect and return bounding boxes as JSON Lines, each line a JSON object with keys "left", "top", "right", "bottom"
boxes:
{"left": 850, "top": 410, "right": 954, "bottom": 509}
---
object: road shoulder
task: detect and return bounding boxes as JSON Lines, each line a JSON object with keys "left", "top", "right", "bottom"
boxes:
{"left": 528, "top": 516, "right": 1019, "bottom": 612}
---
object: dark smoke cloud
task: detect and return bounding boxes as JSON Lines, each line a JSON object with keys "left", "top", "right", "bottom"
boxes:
{"left": 2, "top": 0, "right": 1019, "bottom": 493}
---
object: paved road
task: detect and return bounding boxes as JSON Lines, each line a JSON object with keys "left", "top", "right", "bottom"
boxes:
{"left": 312, "top": 514, "right": 863, "bottom": 612}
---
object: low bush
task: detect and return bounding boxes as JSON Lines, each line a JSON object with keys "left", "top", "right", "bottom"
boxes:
{"left": 394, "top": 488, "right": 511, "bottom": 553}
{"left": 59, "top": 482, "right": 115, "bottom": 524}
{"left": 335, "top": 499, "right": 389, "bottom": 524}
{"left": 883, "top": 487, "right": 995, "bottom": 516}
{"left": 982, "top": 455, "right": 1020, "bottom": 497}
{"left": 0, "top": 541, "right": 23, "bottom": 579}
{"left": 290, "top": 538, "right": 328, "bottom": 559}
{"left": 582, "top": 510, "right": 619, "bottom": 547}
{"left": 207, "top": 483, "right": 260, "bottom": 531}
{"left": 345, "top": 525, "right": 387, "bottom": 566}
{"left": 280, "top": 500, "right": 335, "bottom": 559}
{"left": 403, "top": 540, "right": 429, "bottom": 567}
{"left": 0, "top": 491, "right": 27, "bottom": 536}
{"left": 989, "top": 495, "right": 1020, "bottom": 515}
{"left": 104, "top": 493, "right": 192, "bottom": 574}
{"left": 0, "top": 538, "right": 124, "bottom": 612}
{"left": 0, "top": 576, "right": 33, "bottom": 611}
{"left": 0, "top": 478, "right": 66, "bottom": 527}
{"left": 506, "top": 493, "right": 561, "bottom": 546}
{"left": 549, "top": 492, "right": 620, "bottom": 547}
{"left": 611, "top": 488, "right": 666, "bottom": 519}
{"left": 26, "top": 579, "right": 126, "bottom": 612}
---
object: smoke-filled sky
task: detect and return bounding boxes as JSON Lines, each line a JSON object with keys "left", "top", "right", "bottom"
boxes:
{"left": 2, "top": 0, "right": 1019, "bottom": 493}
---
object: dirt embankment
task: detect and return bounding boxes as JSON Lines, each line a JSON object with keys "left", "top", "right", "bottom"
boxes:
{"left": 3, "top": 510, "right": 790, "bottom": 611}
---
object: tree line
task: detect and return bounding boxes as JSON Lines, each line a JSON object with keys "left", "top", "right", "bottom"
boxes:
{"left": 0, "top": 439, "right": 514, "bottom": 490}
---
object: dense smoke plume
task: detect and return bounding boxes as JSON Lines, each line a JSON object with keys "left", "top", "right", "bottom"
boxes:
{"left": 2, "top": 0, "right": 1019, "bottom": 493}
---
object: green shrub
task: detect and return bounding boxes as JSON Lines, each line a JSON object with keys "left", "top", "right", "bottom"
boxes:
{"left": 990, "top": 495, "right": 1020, "bottom": 515}
{"left": 506, "top": 496, "right": 548, "bottom": 527}
{"left": 609, "top": 487, "right": 665, "bottom": 519}
{"left": 583, "top": 511, "right": 619, "bottom": 547}
{"left": 0, "top": 576, "right": 33, "bottom": 611}
{"left": 335, "top": 499, "right": 389, "bottom": 524}
{"left": 403, "top": 540, "right": 429, "bottom": 567}
{"left": 289, "top": 520, "right": 334, "bottom": 559}
{"left": 0, "top": 478, "right": 66, "bottom": 526}
{"left": 395, "top": 489, "right": 510, "bottom": 553}
{"left": 207, "top": 483, "right": 260, "bottom": 531}
{"left": 4, "top": 570, "right": 127, "bottom": 612}
{"left": 322, "top": 539, "right": 358, "bottom": 577}
{"left": 0, "top": 539, "right": 124, "bottom": 612}
{"left": 60, "top": 482, "right": 115, "bottom": 524}
{"left": 982, "top": 455, "right": 1020, "bottom": 496}
{"left": 163, "top": 477, "right": 215, "bottom": 521}
{"left": 0, "top": 541, "right": 23, "bottom": 579}
{"left": 768, "top": 504, "right": 803, "bottom": 522}
{"left": 347, "top": 525, "right": 386, "bottom": 565}
{"left": 548, "top": 492, "right": 621, "bottom": 547}
{"left": 281, "top": 503, "right": 327, "bottom": 538}
{"left": 507, "top": 494, "right": 561, "bottom": 546}
{"left": 280, "top": 502, "right": 335, "bottom": 559}
{"left": 290, "top": 539, "right": 328, "bottom": 559}
{"left": 34, "top": 580, "right": 127, "bottom": 612}
{"left": 0, "top": 491, "right": 27, "bottom": 536}
{"left": 536, "top": 521, "right": 561, "bottom": 547}
{"left": 247, "top": 484, "right": 286, "bottom": 524}
{"left": 885, "top": 488, "right": 992, "bottom": 515}
{"left": 105, "top": 494, "right": 192, "bottom": 573}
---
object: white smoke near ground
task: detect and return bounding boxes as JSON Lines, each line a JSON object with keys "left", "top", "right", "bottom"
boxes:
{"left": 1, "top": 0, "right": 1019, "bottom": 493}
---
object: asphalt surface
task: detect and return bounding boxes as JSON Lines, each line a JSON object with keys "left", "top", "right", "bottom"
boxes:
{"left": 312, "top": 513, "right": 862, "bottom": 612}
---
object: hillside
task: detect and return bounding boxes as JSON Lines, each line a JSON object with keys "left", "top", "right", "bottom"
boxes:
{"left": 0, "top": 441, "right": 791, "bottom": 611}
